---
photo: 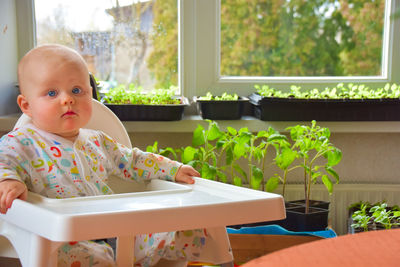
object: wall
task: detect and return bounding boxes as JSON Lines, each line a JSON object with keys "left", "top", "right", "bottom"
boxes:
{"left": 0, "top": 0, "right": 20, "bottom": 115}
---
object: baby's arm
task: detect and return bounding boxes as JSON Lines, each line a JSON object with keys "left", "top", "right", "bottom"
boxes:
{"left": 0, "top": 180, "right": 27, "bottom": 214}
{"left": 175, "top": 165, "right": 200, "bottom": 184}
{"left": 100, "top": 132, "right": 200, "bottom": 183}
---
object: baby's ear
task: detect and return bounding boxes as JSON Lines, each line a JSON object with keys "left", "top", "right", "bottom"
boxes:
{"left": 17, "top": 94, "right": 32, "bottom": 117}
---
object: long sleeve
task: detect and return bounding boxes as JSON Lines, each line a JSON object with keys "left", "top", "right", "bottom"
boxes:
{"left": 0, "top": 126, "right": 184, "bottom": 198}
{"left": 0, "top": 134, "right": 31, "bottom": 184}
{"left": 99, "top": 132, "right": 182, "bottom": 182}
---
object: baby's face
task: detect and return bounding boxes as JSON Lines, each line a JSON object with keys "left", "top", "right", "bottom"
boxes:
{"left": 19, "top": 49, "right": 92, "bottom": 141}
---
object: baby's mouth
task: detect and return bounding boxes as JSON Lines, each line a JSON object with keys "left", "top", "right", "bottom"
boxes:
{"left": 63, "top": 111, "right": 77, "bottom": 117}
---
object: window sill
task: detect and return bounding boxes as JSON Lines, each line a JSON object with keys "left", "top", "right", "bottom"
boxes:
{"left": 2, "top": 113, "right": 400, "bottom": 133}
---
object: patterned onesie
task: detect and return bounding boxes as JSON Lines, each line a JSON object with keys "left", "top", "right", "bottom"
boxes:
{"left": 0, "top": 124, "right": 231, "bottom": 267}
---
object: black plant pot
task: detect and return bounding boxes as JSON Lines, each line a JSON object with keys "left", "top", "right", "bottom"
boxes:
{"left": 194, "top": 96, "right": 248, "bottom": 120}
{"left": 230, "top": 200, "right": 329, "bottom": 232}
{"left": 283, "top": 206, "right": 329, "bottom": 232}
{"left": 249, "top": 93, "right": 400, "bottom": 121}
{"left": 287, "top": 199, "right": 330, "bottom": 210}
{"left": 104, "top": 97, "right": 189, "bottom": 121}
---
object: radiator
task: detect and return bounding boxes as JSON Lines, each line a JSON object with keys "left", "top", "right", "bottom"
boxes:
{"left": 277, "top": 183, "right": 400, "bottom": 235}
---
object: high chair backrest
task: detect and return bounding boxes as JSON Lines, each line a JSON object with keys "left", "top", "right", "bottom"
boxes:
{"left": 14, "top": 99, "right": 132, "bottom": 148}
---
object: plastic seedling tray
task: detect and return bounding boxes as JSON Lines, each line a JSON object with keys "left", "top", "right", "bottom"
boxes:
{"left": 194, "top": 96, "right": 249, "bottom": 120}
{"left": 105, "top": 97, "right": 189, "bottom": 121}
{"left": 249, "top": 93, "right": 400, "bottom": 121}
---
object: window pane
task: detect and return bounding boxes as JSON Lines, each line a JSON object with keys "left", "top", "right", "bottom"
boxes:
{"left": 35, "top": 0, "right": 178, "bottom": 91}
{"left": 220, "top": 0, "right": 385, "bottom": 77}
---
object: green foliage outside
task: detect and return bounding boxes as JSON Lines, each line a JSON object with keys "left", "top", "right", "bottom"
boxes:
{"left": 147, "top": 0, "right": 178, "bottom": 89}
{"left": 147, "top": 0, "right": 385, "bottom": 87}
{"left": 220, "top": 0, "right": 384, "bottom": 77}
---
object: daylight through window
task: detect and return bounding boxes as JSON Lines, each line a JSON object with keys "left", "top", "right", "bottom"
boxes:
{"left": 220, "top": 0, "right": 386, "bottom": 77}
{"left": 35, "top": 0, "right": 178, "bottom": 92}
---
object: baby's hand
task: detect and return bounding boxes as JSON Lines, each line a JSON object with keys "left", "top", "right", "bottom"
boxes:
{"left": 175, "top": 165, "right": 200, "bottom": 184}
{"left": 0, "top": 180, "right": 28, "bottom": 214}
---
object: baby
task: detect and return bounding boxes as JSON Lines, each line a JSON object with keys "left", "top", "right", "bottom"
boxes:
{"left": 0, "top": 44, "right": 220, "bottom": 267}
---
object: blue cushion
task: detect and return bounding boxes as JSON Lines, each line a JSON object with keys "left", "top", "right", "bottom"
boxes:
{"left": 227, "top": 224, "right": 336, "bottom": 238}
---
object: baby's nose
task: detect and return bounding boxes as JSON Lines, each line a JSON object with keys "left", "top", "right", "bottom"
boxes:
{"left": 61, "top": 94, "right": 75, "bottom": 105}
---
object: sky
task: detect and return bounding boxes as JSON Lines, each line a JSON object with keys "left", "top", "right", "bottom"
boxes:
{"left": 34, "top": 0, "right": 150, "bottom": 32}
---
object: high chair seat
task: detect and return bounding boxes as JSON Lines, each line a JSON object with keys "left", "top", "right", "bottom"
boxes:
{"left": 0, "top": 99, "right": 285, "bottom": 267}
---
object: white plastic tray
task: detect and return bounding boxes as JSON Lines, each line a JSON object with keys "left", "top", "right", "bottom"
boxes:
{"left": 2, "top": 178, "right": 285, "bottom": 242}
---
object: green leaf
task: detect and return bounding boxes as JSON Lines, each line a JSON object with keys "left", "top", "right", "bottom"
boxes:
{"left": 322, "top": 175, "right": 333, "bottom": 194}
{"left": 201, "top": 163, "right": 217, "bottom": 180}
{"left": 159, "top": 147, "right": 177, "bottom": 159}
{"left": 227, "top": 126, "right": 237, "bottom": 136}
{"left": 207, "top": 122, "right": 224, "bottom": 141}
{"left": 146, "top": 141, "right": 158, "bottom": 153}
{"left": 251, "top": 179, "right": 261, "bottom": 190}
{"left": 216, "top": 140, "right": 225, "bottom": 149}
{"left": 225, "top": 147, "right": 234, "bottom": 165}
{"left": 257, "top": 130, "right": 268, "bottom": 138}
{"left": 182, "top": 146, "right": 197, "bottom": 163}
{"left": 266, "top": 176, "right": 280, "bottom": 192}
{"left": 238, "top": 127, "right": 250, "bottom": 135}
{"left": 233, "top": 176, "right": 242, "bottom": 187}
{"left": 393, "top": 211, "right": 400, "bottom": 217}
{"left": 238, "top": 131, "right": 252, "bottom": 144}
{"left": 251, "top": 165, "right": 264, "bottom": 182}
{"left": 275, "top": 147, "right": 297, "bottom": 170}
{"left": 267, "top": 133, "right": 288, "bottom": 142}
{"left": 233, "top": 142, "right": 247, "bottom": 158}
{"left": 325, "top": 166, "right": 339, "bottom": 183}
{"left": 192, "top": 124, "right": 205, "bottom": 147}
{"left": 209, "top": 151, "right": 217, "bottom": 166}
{"left": 187, "top": 160, "right": 202, "bottom": 170}
{"left": 217, "top": 170, "right": 227, "bottom": 183}
{"left": 233, "top": 163, "right": 247, "bottom": 180}
{"left": 250, "top": 165, "right": 263, "bottom": 190}
{"left": 325, "top": 147, "right": 342, "bottom": 166}
{"left": 253, "top": 148, "right": 263, "bottom": 161}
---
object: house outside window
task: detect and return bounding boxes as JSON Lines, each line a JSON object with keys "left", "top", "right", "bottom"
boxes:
{"left": 35, "top": 0, "right": 178, "bottom": 92}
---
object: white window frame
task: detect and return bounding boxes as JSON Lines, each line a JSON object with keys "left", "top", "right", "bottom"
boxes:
{"left": 17, "top": 0, "right": 400, "bottom": 99}
{"left": 181, "top": 0, "right": 400, "bottom": 98}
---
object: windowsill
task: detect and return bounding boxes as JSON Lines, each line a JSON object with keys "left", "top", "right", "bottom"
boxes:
{"left": 2, "top": 113, "right": 400, "bottom": 133}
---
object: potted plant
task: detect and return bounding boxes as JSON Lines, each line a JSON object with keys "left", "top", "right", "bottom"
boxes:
{"left": 99, "top": 84, "right": 188, "bottom": 121}
{"left": 147, "top": 120, "right": 341, "bottom": 231}
{"left": 257, "top": 121, "right": 342, "bottom": 231}
{"left": 193, "top": 92, "right": 249, "bottom": 120}
{"left": 349, "top": 201, "right": 400, "bottom": 233}
{"left": 249, "top": 83, "right": 400, "bottom": 121}
{"left": 146, "top": 119, "right": 287, "bottom": 189}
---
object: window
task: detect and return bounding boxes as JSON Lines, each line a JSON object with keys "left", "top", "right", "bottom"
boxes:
{"left": 220, "top": 0, "right": 385, "bottom": 77}
{"left": 16, "top": 0, "right": 400, "bottom": 98}
{"left": 184, "top": 0, "right": 400, "bottom": 97}
{"left": 34, "top": 0, "right": 178, "bottom": 92}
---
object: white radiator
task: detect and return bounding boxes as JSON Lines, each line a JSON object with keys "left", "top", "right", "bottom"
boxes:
{"left": 277, "top": 183, "right": 400, "bottom": 235}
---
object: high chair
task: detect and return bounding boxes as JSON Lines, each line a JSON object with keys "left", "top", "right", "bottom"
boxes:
{"left": 0, "top": 99, "right": 285, "bottom": 267}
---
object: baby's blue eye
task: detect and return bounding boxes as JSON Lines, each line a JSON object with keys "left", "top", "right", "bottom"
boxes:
{"left": 47, "top": 90, "right": 57, "bottom": 97}
{"left": 72, "top": 87, "right": 82, "bottom": 94}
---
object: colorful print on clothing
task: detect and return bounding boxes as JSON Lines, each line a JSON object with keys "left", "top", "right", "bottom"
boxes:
{"left": 0, "top": 124, "right": 182, "bottom": 198}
